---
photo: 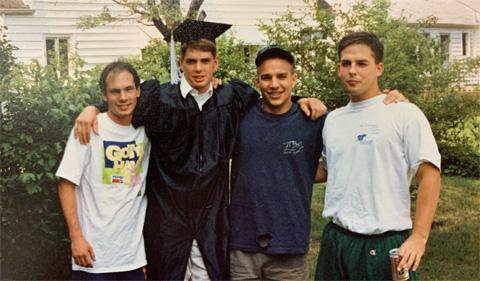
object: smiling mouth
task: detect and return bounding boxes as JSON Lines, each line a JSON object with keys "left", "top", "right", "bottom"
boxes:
{"left": 117, "top": 104, "right": 131, "bottom": 110}
{"left": 267, "top": 92, "right": 283, "bottom": 98}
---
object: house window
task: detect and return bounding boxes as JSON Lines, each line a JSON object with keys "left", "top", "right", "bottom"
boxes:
{"left": 439, "top": 34, "right": 450, "bottom": 61}
{"left": 462, "top": 32, "right": 470, "bottom": 56}
{"left": 46, "top": 37, "right": 69, "bottom": 74}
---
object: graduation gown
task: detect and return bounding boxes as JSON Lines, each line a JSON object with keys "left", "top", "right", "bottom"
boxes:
{"left": 132, "top": 79, "right": 259, "bottom": 280}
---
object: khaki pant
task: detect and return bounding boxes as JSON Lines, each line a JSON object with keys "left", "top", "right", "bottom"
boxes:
{"left": 230, "top": 250, "right": 308, "bottom": 281}
{"left": 184, "top": 240, "right": 210, "bottom": 281}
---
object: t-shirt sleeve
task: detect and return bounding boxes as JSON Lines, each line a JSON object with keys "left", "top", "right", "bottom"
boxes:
{"left": 402, "top": 105, "right": 441, "bottom": 174}
{"left": 55, "top": 129, "right": 90, "bottom": 186}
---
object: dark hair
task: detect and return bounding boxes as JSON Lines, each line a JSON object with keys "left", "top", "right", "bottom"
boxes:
{"left": 337, "top": 32, "right": 384, "bottom": 63}
{"left": 255, "top": 45, "right": 295, "bottom": 68}
{"left": 99, "top": 61, "right": 140, "bottom": 93}
{"left": 180, "top": 38, "right": 217, "bottom": 57}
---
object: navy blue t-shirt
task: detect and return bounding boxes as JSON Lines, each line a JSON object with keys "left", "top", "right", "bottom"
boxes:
{"left": 230, "top": 102, "right": 326, "bottom": 254}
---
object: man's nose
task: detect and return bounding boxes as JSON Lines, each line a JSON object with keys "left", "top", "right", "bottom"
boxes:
{"left": 119, "top": 90, "right": 128, "bottom": 100}
{"left": 348, "top": 64, "right": 358, "bottom": 75}
{"left": 194, "top": 62, "right": 202, "bottom": 71}
{"left": 270, "top": 77, "right": 279, "bottom": 88}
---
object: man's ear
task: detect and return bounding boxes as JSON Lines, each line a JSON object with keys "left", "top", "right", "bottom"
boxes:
{"left": 376, "top": 62, "right": 384, "bottom": 77}
{"left": 214, "top": 55, "right": 220, "bottom": 71}
{"left": 102, "top": 94, "right": 107, "bottom": 102}
{"left": 292, "top": 72, "right": 298, "bottom": 88}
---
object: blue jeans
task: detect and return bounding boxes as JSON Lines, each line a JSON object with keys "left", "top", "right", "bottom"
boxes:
{"left": 72, "top": 267, "right": 145, "bottom": 280}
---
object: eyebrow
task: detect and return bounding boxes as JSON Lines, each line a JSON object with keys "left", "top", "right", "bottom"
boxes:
{"left": 340, "top": 59, "right": 369, "bottom": 63}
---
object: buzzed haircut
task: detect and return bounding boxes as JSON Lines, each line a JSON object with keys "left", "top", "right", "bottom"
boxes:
{"left": 337, "top": 32, "right": 384, "bottom": 63}
{"left": 180, "top": 38, "right": 217, "bottom": 58}
{"left": 99, "top": 61, "right": 140, "bottom": 94}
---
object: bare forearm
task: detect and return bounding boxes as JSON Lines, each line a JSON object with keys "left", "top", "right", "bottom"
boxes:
{"left": 412, "top": 163, "right": 441, "bottom": 240}
{"left": 397, "top": 162, "right": 440, "bottom": 271}
{"left": 58, "top": 179, "right": 83, "bottom": 239}
{"left": 314, "top": 162, "right": 328, "bottom": 183}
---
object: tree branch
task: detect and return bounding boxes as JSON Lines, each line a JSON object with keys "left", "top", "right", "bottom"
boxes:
{"left": 187, "top": 0, "right": 205, "bottom": 19}
{"left": 153, "top": 18, "right": 171, "bottom": 41}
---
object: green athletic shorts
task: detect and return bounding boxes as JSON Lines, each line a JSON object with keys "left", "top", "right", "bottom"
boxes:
{"left": 315, "top": 222, "right": 417, "bottom": 281}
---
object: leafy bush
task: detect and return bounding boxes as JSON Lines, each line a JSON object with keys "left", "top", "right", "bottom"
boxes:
{"left": 1, "top": 25, "right": 17, "bottom": 80}
{"left": 0, "top": 59, "right": 101, "bottom": 279}
{"left": 435, "top": 116, "right": 480, "bottom": 177}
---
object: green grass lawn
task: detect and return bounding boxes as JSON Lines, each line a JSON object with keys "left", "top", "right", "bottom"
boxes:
{"left": 308, "top": 176, "right": 480, "bottom": 280}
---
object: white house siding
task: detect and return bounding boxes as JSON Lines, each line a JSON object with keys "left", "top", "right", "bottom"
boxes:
{"left": 424, "top": 27, "right": 480, "bottom": 59}
{"left": 3, "top": 0, "right": 160, "bottom": 69}
{"left": 189, "top": 0, "right": 311, "bottom": 44}
{"left": 3, "top": 0, "right": 310, "bottom": 68}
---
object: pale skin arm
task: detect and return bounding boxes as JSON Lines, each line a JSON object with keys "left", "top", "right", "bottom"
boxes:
{"left": 297, "top": 98, "right": 328, "bottom": 120}
{"left": 398, "top": 162, "right": 441, "bottom": 271}
{"left": 58, "top": 178, "right": 96, "bottom": 267}
{"left": 74, "top": 106, "right": 100, "bottom": 144}
{"left": 383, "top": 89, "right": 409, "bottom": 104}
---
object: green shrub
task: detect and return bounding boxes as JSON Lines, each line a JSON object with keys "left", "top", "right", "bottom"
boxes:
{"left": 0, "top": 59, "right": 101, "bottom": 279}
{"left": 436, "top": 117, "right": 480, "bottom": 177}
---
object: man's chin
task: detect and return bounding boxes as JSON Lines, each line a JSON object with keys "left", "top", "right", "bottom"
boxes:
{"left": 347, "top": 91, "right": 361, "bottom": 96}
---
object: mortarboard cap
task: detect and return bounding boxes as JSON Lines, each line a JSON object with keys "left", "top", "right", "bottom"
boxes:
{"left": 255, "top": 45, "right": 295, "bottom": 67}
{"left": 172, "top": 19, "right": 232, "bottom": 44}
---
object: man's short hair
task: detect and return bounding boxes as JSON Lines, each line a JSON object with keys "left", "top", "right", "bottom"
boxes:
{"left": 99, "top": 61, "right": 140, "bottom": 93}
{"left": 337, "top": 32, "right": 384, "bottom": 63}
{"left": 180, "top": 39, "right": 217, "bottom": 58}
{"left": 255, "top": 45, "right": 295, "bottom": 68}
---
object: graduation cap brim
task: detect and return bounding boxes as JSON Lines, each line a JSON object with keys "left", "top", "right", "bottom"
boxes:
{"left": 173, "top": 19, "right": 232, "bottom": 44}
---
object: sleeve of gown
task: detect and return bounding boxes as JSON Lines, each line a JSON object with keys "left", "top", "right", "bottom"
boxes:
{"left": 131, "top": 79, "right": 161, "bottom": 128}
{"left": 229, "top": 79, "right": 260, "bottom": 114}
{"left": 94, "top": 101, "right": 107, "bottom": 113}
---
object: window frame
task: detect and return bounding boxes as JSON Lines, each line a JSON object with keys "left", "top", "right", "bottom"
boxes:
{"left": 44, "top": 35, "right": 73, "bottom": 75}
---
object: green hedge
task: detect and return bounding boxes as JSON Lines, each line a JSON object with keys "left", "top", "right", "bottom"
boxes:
{"left": 1, "top": 60, "right": 101, "bottom": 279}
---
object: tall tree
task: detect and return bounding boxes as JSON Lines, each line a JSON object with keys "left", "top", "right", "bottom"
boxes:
{"left": 77, "top": 0, "right": 206, "bottom": 40}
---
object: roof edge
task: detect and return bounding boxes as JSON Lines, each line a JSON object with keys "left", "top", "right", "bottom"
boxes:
{"left": 0, "top": 8, "right": 34, "bottom": 15}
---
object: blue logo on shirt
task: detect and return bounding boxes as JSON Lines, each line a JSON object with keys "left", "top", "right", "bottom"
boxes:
{"left": 356, "top": 133, "right": 373, "bottom": 144}
{"left": 357, "top": 134, "right": 367, "bottom": 141}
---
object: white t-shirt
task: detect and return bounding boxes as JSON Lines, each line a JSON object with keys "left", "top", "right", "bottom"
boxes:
{"left": 322, "top": 94, "right": 441, "bottom": 235}
{"left": 56, "top": 113, "right": 151, "bottom": 273}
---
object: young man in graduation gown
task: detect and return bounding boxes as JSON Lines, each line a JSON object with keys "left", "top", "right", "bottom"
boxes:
{"left": 73, "top": 20, "right": 326, "bottom": 280}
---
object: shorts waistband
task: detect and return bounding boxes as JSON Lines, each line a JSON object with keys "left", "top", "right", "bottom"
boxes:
{"left": 328, "top": 221, "right": 410, "bottom": 239}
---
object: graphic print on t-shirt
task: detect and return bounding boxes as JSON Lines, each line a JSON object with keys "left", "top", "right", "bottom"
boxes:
{"left": 283, "top": 140, "right": 304, "bottom": 154}
{"left": 102, "top": 140, "right": 145, "bottom": 186}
